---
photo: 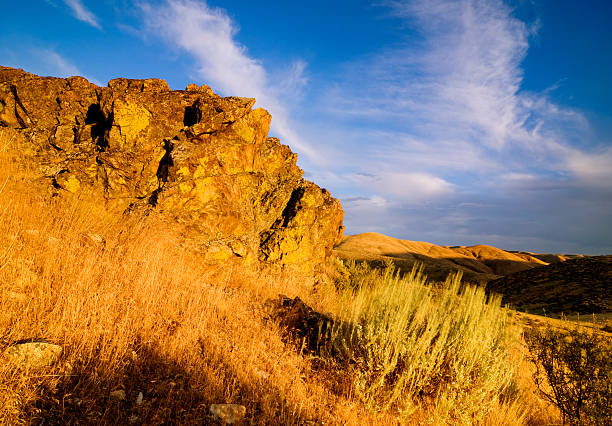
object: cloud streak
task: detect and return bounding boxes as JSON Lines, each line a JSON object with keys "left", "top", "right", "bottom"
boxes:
{"left": 63, "top": 0, "right": 101, "bottom": 29}
{"left": 38, "top": 49, "right": 81, "bottom": 77}
{"left": 138, "top": 0, "right": 316, "bottom": 159}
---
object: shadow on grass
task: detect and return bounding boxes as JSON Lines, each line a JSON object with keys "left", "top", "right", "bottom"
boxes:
{"left": 22, "top": 336, "right": 302, "bottom": 425}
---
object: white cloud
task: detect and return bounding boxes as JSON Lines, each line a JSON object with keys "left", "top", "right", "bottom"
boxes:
{"left": 275, "top": 59, "right": 309, "bottom": 101}
{"left": 314, "top": 0, "right": 604, "bottom": 187}
{"left": 351, "top": 171, "right": 454, "bottom": 201}
{"left": 138, "top": 0, "right": 316, "bottom": 159}
{"left": 566, "top": 147, "right": 612, "bottom": 189}
{"left": 63, "top": 0, "right": 101, "bottom": 29}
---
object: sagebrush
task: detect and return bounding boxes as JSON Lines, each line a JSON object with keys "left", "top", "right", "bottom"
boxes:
{"left": 525, "top": 325, "right": 612, "bottom": 425}
{"left": 322, "top": 260, "right": 521, "bottom": 422}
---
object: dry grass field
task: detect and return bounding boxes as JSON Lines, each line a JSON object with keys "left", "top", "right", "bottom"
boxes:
{"left": 0, "top": 131, "right": 566, "bottom": 424}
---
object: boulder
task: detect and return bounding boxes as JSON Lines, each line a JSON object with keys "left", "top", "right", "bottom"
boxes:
{"left": 272, "top": 295, "right": 334, "bottom": 352}
{"left": 4, "top": 341, "right": 62, "bottom": 369}
{"left": 0, "top": 66, "right": 344, "bottom": 274}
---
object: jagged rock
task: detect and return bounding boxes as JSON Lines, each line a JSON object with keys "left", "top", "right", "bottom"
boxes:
{"left": 0, "top": 66, "right": 344, "bottom": 274}
{"left": 4, "top": 340, "right": 62, "bottom": 369}
{"left": 209, "top": 404, "right": 246, "bottom": 424}
{"left": 272, "top": 295, "right": 334, "bottom": 352}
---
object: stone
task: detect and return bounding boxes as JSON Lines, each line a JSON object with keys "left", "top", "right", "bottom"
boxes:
{"left": 6, "top": 291, "right": 27, "bottom": 303}
{"left": 0, "top": 66, "right": 344, "bottom": 276}
{"left": 82, "top": 232, "right": 106, "bottom": 249}
{"left": 272, "top": 295, "right": 334, "bottom": 352}
{"left": 4, "top": 341, "right": 62, "bottom": 369}
{"left": 209, "top": 404, "right": 246, "bottom": 424}
{"left": 24, "top": 229, "right": 40, "bottom": 237}
{"left": 255, "top": 370, "right": 270, "bottom": 380}
{"left": 47, "top": 236, "right": 60, "bottom": 246}
{"left": 109, "top": 389, "right": 126, "bottom": 401}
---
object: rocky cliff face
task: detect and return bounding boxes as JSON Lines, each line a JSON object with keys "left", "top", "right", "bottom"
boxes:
{"left": 0, "top": 66, "right": 344, "bottom": 273}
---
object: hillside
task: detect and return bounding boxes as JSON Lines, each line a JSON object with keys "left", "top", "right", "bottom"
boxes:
{"left": 486, "top": 255, "right": 612, "bottom": 316}
{"left": 334, "top": 232, "right": 549, "bottom": 283}
{"left": 0, "top": 68, "right": 580, "bottom": 425}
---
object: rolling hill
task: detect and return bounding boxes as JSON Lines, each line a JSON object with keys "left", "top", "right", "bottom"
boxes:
{"left": 334, "top": 232, "right": 549, "bottom": 283}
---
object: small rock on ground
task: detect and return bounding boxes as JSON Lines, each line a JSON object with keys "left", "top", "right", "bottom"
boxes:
{"left": 6, "top": 291, "right": 27, "bottom": 303}
{"left": 209, "top": 404, "right": 246, "bottom": 424}
{"left": 4, "top": 341, "right": 62, "bottom": 369}
{"left": 82, "top": 232, "right": 106, "bottom": 249}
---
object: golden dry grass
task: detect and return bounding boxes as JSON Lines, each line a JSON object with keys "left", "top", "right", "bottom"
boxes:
{"left": 0, "top": 130, "right": 563, "bottom": 425}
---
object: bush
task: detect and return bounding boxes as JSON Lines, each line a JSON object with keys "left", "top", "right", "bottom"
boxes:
{"left": 323, "top": 260, "right": 520, "bottom": 421}
{"left": 525, "top": 326, "right": 612, "bottom": 425}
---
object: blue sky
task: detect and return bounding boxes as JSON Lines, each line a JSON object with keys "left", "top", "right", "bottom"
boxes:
{"left": 2, "top": 0, "right": 611, "bottom": 254}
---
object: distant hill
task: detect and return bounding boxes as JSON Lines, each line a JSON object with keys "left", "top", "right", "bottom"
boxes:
{"left": 335, "top": 233, "right": 611, "bottom": 317}
{"left": 486, "top": 256, "right": 612, "bottom": 315}
{"left": 333, "top": 232, "right": 551, "bottom": 283}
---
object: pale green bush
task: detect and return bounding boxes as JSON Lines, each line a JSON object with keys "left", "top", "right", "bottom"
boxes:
{"left": 324, "top": 260, "right": 520, "bottom": 421}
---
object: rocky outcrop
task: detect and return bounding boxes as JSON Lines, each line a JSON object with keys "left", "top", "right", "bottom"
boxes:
{"left": 0, "top": 66, "right": 344, "bottom": 273}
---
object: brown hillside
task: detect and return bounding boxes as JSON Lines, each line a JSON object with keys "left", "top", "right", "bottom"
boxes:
{"left": 334, "top": 232, "right": 547, "bottom": 283}
{"left": 486, "top": 255, "right": 612, "bottom": 315}
{"left": 510, "top": 251, "right": 578, "bottom": 264}
{"left": 450, "top": 245, "right": 546, "bottom": 275}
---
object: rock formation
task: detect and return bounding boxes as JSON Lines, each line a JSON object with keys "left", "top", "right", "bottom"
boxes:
{"left": 0, "top": 66, "right": 344, "bottom": 274}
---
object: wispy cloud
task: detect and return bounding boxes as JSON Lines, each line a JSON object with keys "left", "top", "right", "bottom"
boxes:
{"left": 38, "top": 49, "right": 81, "bottom": 77}
{"left": 138, "top": 0, "right": 316, "bottom": 159}
{"left": 302, "top": 0, "right": 611, "bottom": 252}
{"left": 63, "top": 0, "right": 101, "bottom": 29}
{"left": 36, "top": 48, "right": 102, "bottom": 85}
{"left": 317, "top": 0, "right": 597, "bottom": 177}
{"left": 350, "top": 171, "right": 454, "bottom": 202}
{"left": 565, "top": 147, "right": 612, "bottom": 190}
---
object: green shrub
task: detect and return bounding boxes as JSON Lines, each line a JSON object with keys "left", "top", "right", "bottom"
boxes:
{"left": 323, "top": 260, "right": 519, "bottom": 421}
{"left": 525, "top": 326, "right": 612, "bottom": 425}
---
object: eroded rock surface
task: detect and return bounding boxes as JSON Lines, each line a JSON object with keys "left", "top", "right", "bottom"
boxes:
{"left": 0, "top": 66, "right": 344, "bottom": 273}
